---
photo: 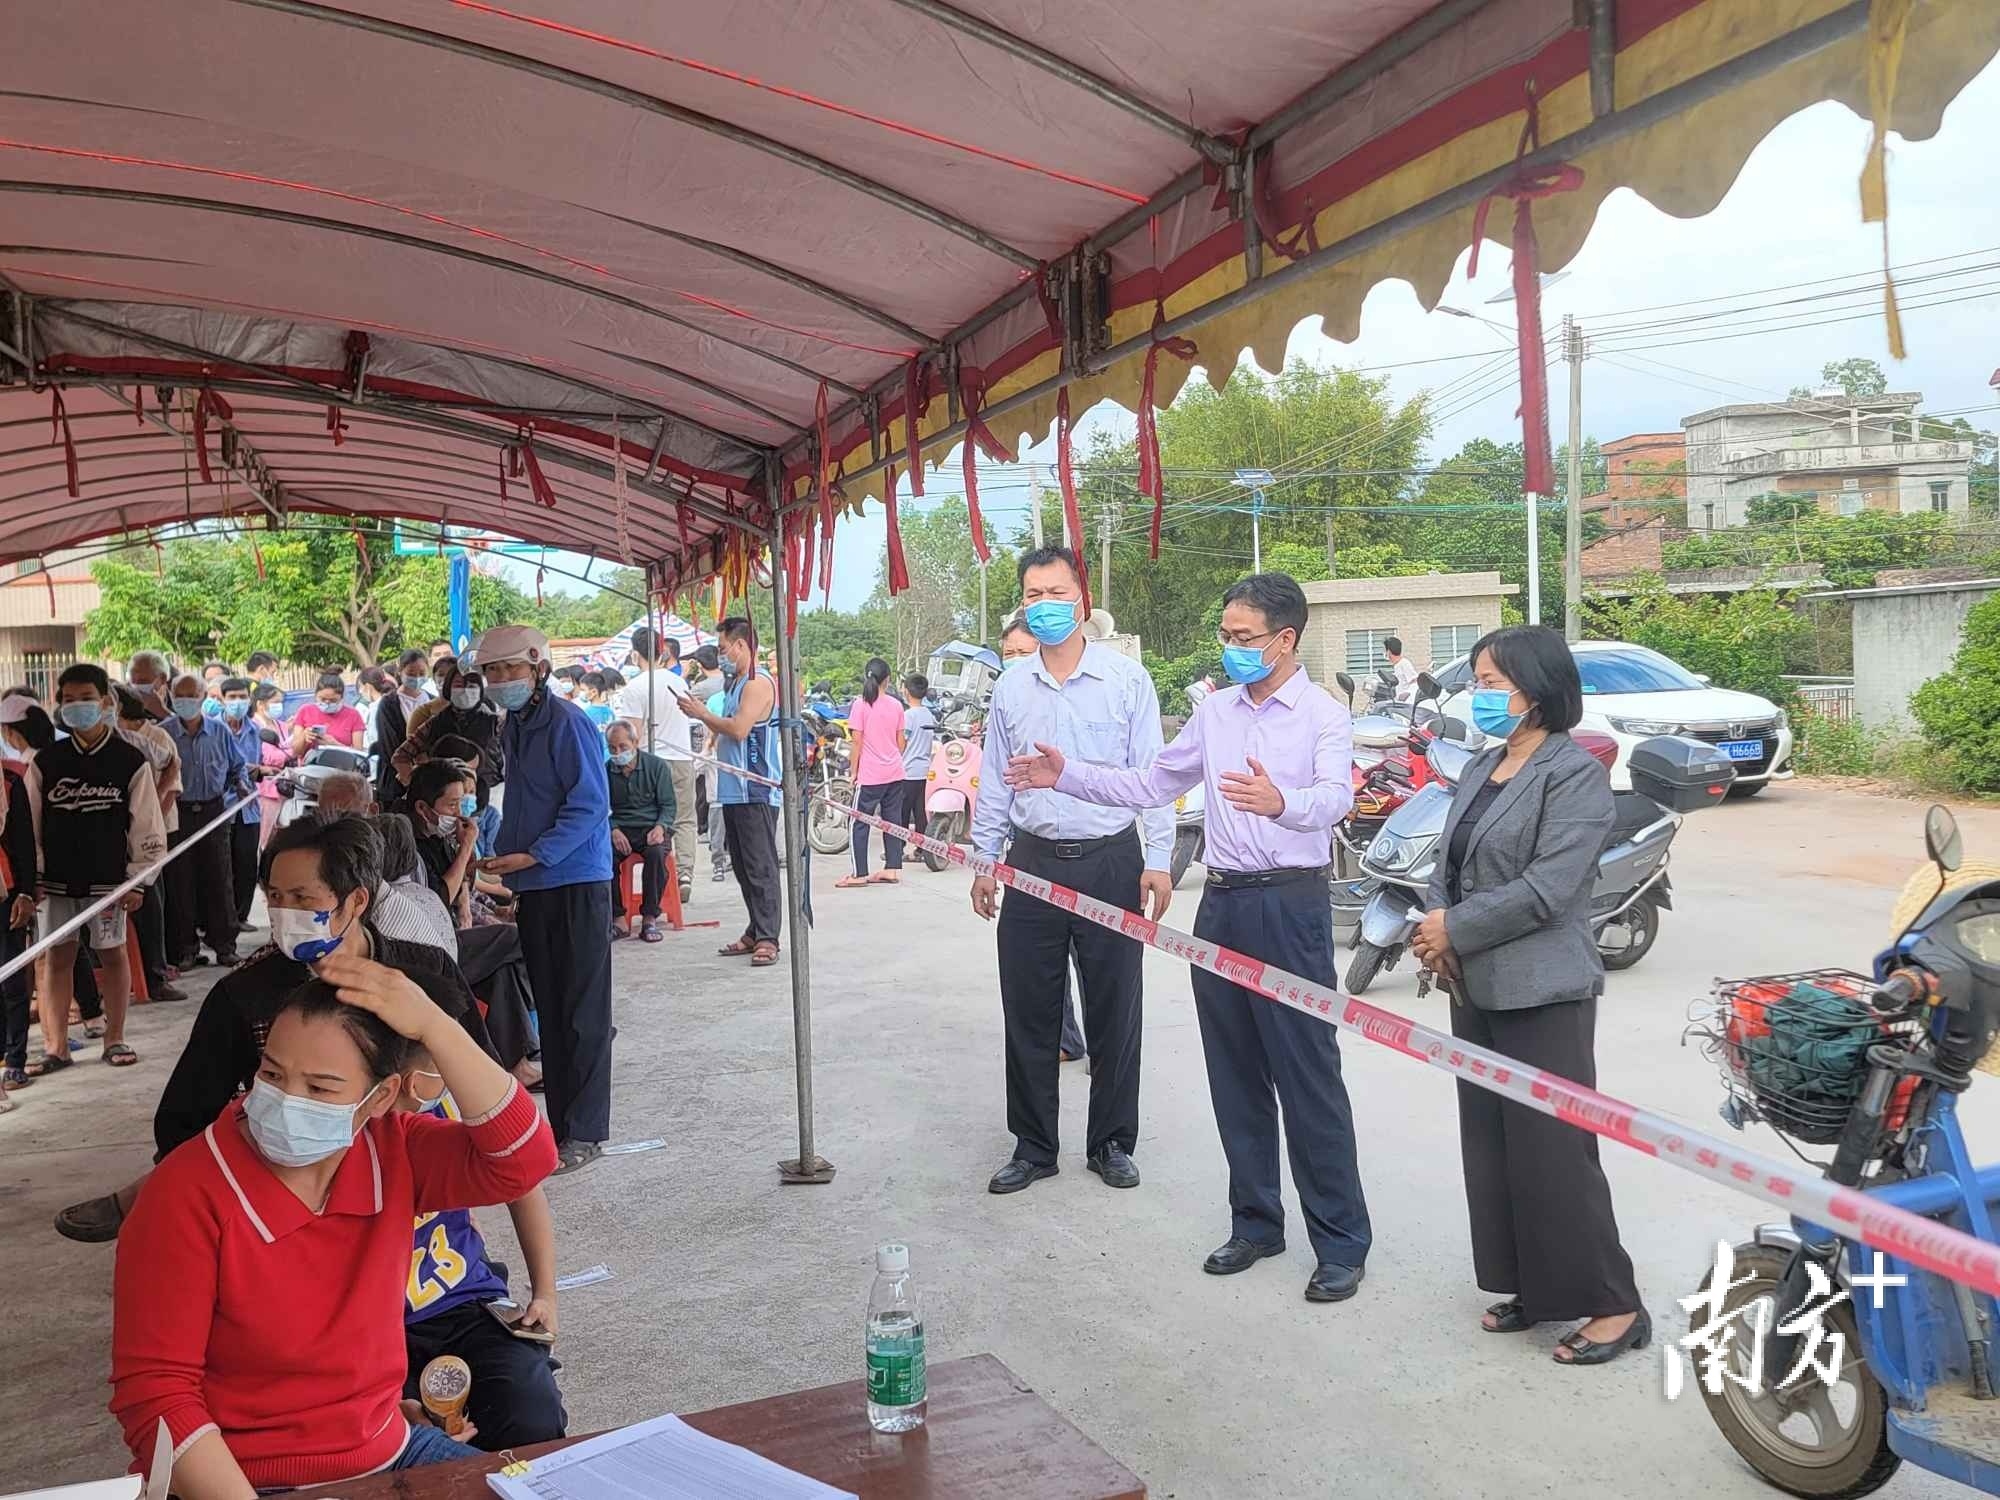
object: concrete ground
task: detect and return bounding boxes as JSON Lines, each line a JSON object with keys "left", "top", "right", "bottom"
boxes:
{"left": 6, "top": 781, "right": 2000, "bottom": 1498}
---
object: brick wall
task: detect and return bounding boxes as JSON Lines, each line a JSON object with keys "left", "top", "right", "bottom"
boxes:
{"left": 1302, "top": 590, "right": 1505, "bottom": 683}
{"left": 1580, "top": 516, "right": 1665, "bottom": 579}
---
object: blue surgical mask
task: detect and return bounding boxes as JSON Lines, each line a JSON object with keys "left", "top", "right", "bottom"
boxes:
{"left": 170, "top": 696, "right": 204, "bottom": 722}
{"left": 1001, "top": 655, "right": 1030, "bottom": 672}
{"left": 458, "top": 793, "right": 478, "bottom": 818}
{"left": 222, "top": 698, "right": 250, "bottom": 720}
{"left": 490, "top": 679, "right": 534, "bottom": 713}
{"left": 58, "top": 701, "right": 104, "bottom": 732}
{"left": 1023, "top": 599, "right": 1079, "bottom": 646}
{"left": 201, "top": 696, "right": 222, "bottom": 718}
{"left": 1471, "top": 688, "right": 1526, "bottom": 738}
{"left": 403, "top": 672, "right": 428, "bottom": 693}
{"left": 1221, "top": 642, "right": 1277, "bottom": 686}
{"left": 269, "top": 906, "right": 345, "bottom": 963}
{"left": 243, "top": 1077, "right": 381, "bottom": 1167}
{"left": 610, "top": 748, "right": 636, "bottom": 767}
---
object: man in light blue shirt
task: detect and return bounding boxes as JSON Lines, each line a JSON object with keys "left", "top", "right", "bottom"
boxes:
{"left": 970, "top": 547, "right": 1172, "bottom": 1198}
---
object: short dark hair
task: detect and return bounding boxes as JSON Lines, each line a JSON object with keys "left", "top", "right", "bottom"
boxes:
{"left": 903, "top": 673, "right": 928, "bottom": 699}
{"left": 273, "top": 979, "right": 411, "bottom": 1082}
{"left": 630, "top": 626, "right": 659, "bottom": 661}
{"left": 202, "top": 660, "right": 230, "bottom": 676}
{"left": 429, "top": 733, "right": 481, "bottom": 765}
{"left": 9, "top": 702, "right": 56, "bottom": 750}
{"left": 1017, "top": 545, "right": 1081, "bottom": 588}
{"left": 660, "top": 634, "right": 681, "bottom": 663}
{"left": 113, "top": 685, "right": 149, "bottom": 721}
{"left": 398, "top": 648, "right": 429, "bottom": 672}
{"left": 360, "top": 666, "right": 394, "bottom": 693}
{"left": 694, "top": 643, "right": 720, "bottom": 671}
{"left": 431, "top": 655, "right": 458, "bottom": 679}
{"left": 246, "top": 651, "right": 278, "bottom": 672}
{"left": 1221, "top": 572, "right": 1308, "bottom": 643}
{"left": 1468, "top": 625, "right": 1583, "bottom": 733}
{"left": 430, "top": 639, "right": 452, "bottom": 651}
{"left": 367, "top": 813, "right": 421, "bottom": 884}
{"left": 259, "top": 810, "right": 383, "bottom": 903}
{"left": 718, "top": 615, "right": 756, "bottom": 650}
{"left": 56, "top": 663, "right": 110, "bottom": 696}
{"left": 409, "top": 758, "right": 474, "bottom": 808}
{"left": 1383, "top": 636, "right": 1403, "bottom": 656}
{"left": 220, "top": 676, "right": 251, "bottom": 695}
{"left": 315, "top": 672, "right": 344, "bottom": 694}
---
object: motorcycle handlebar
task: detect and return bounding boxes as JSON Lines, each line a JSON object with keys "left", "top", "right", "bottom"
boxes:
{"left": 1872, "top": 969, "right": 1927, "bottom": 1014}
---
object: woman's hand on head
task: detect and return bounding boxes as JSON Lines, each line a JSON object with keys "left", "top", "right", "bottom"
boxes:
{"left": 316, "top": 952, "right": 445, "bottom": 1044}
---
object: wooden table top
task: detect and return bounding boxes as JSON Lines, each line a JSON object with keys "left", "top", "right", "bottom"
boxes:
{"left": 292, "top": 1354, "right": 1144, "bottom": 1499}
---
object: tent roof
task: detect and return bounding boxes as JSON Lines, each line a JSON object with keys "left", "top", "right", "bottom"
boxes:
{"left": 1, "top": 0, "right": 1995, "bottom": 588}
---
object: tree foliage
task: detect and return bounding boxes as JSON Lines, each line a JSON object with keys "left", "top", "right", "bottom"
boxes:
{"left": 1662, "top": 509, "right": 1949, "bottom": 589}
{"left": 1585, "top": 580, "right": 1811, "bottom": 705}
{"left": 1791, "top": 357, "right": 1889, "bottom": 400}
{"left": 1910, "top": 592, "right": 2000, "bottom": 791}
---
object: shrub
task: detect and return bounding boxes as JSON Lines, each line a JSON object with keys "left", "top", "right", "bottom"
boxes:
{"left": 1910, "top": 594, "right": 2000, "bottom": 792}
{"left": 1791, "top": 709, "right": 1875, "bottom": 777}
{"left": 1586, "top": 578, "right": 1809, "bottom": 706}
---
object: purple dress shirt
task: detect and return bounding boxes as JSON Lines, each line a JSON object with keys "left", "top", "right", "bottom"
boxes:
{"left": 1056, "top": 667, "right": 1355, "bottom": 874}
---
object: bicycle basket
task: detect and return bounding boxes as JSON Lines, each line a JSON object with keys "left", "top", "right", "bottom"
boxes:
{"left": 1704, "top": 970, "right": 1914, "bottom": 1146}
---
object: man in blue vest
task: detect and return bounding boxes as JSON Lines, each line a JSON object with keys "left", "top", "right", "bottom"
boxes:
{"left": 473, "top": 625, "right": 614, "bottom": 1176}
{"left": 678, "top": 617, "right": 782, "bottom": 967}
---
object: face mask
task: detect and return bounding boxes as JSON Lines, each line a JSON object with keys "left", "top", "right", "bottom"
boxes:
{"left": 202, "top": 696, "right": 223, "bottom": 718}
{"left": 270, "top": 906, "right": 346, "bottom": 963}
{"left": 223, "top": 698, "right": 250, "bottom": 720}
{"left": 450, "top": 687, "right": 482, "bottom": 712}
{"left": 610, "top": 748, "right": 636, "bottom": 767}
{"left": 552, "top": 679, "right": 574, "bottom": 698}
{"left": 317, "top": 697, "right": 341, "bottom": 712}
{"left": 1221, "top": 640, "right": 1280, "bottom": 686}
{"left": 58, "top": 701, "right": 104, "bottom": 732}
{"left": 1471, "top": 688, "right": 1527, "bottom": 738}
{"left": 490, "top": 678, "right": 534, "bottom": 713}
{"left": 243, "top": 1077, "right": 381, "bottom": 1168}
{"left": 403, "top": 673, "right": 428, "bottom": 693}
{"left": 1023, "top": 599, "right": 1079, "bottom": 646}
{"left": 458, "top": 793, "right": 478, "bottom": 818}
{"left": 722, "top": 655, "right": 743, "bottom": 680}
{"left": 1002, "top": 654, "right": 1031, "bottom": 672}
{"left": 434, "top": 814, "right": 461, "bottom": 838}
{"left": 620, "top": 662, "right": 641, "bottom": 681}
{"left": 170, "top": 696, "right": 204, "bottom": 721}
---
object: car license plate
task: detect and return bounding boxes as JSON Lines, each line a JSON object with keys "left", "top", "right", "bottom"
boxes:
{"left": 1719, "top": 738, "right": 1763, "bottom": 761}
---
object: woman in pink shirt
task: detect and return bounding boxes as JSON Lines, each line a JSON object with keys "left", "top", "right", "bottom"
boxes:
{"left": 837, "top": 658, "right": 909, "bottom": 888}
{"left": 290, "top": 671, "right": 367, "bottom": 757}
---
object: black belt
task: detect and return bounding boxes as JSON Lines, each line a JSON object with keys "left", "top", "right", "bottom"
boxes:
{"left": 1008, "top": 827, "right": 1136, "bottom": 861}
{"left": 1206, "top": 864, "right": 1331, "bottom": 890}
{"left": 180, "top": 796, "right": 223, "bottom": 811}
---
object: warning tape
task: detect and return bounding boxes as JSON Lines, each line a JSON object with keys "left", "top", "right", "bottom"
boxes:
{"left": 700, "top": 752, "right": 2000, "bottom": 1299}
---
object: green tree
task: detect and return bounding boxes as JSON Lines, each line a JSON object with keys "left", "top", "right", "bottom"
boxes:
{"left": 1662, "top": 509, "right": 1948, "bottom": 589}
{"left": 1744, "top": 491, "right": 1817, "bottom": 525}
{"left": 525, "top": 567, "right": 648, "bottom": 640}
{"left": 1911, "top": 592, "right": 2000, "bottom": 791}
{"left": 1790, "top": 357, "right": 1889, "bottom": 400}
{"left": 1585, "top": 579, "right": 1810, "bottom": 704}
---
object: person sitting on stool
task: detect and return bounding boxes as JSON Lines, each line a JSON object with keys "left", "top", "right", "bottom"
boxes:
{"left": 1005, "top": 571, "right": 1373, "bottom": 1304}
{"left": 604, "top": 720, "right": 675, "bottom": 943}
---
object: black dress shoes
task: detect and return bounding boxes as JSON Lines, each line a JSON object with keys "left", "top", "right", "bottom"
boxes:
{"left": 1305, "top": 1263, "right": 1366, "bottom": 1302}
{"left": 1202, "top": 1236, "right": 1286, "bottom": 1275}
{"left": 987, "top": 1158, "right": 1059, "bottom": 1194}
{"left": 1086, "top": 1145, "right": 1140, "bottom": 1189}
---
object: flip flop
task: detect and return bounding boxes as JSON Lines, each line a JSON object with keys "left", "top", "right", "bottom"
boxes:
{"left": 25, "top": 1053, "right": 73, "bottom": 1076}
{"left": 718, "top": 935, "right": 757, "bottom": 957}
{"left": 833, "top": 876, "right": 871, "bottom": 889}
{"left": 102, "top": 1042, "right": 138, "bottom": 1067}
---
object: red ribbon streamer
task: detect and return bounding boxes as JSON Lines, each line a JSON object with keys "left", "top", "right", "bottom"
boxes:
{"left": 191, "top": 388, "right": 233, "bottom": 486}
{"left": 498, "top": 450, "right": 510, "bottom": 510}
{"left": 351, "top": 528, "right": 372, "bottom": 577}
{"left": 883, "top": 465, "right": 911, "bottom": 597}
{"left": 42, "top": 565, "right": 55, "bottom": 621}
{"left": 1250, "top": 153, "right": 1321, "bottom": 264}
{"left": 1467, "top": 95, "right": 1582, "bottom": 499}
{"left": 675, "top": 499, "right": 691, "bottom": 558}
{"left": 903, "top": 359, "right": 926, "bottom": 498}
{"left": 251, "top": 537, "right": 267, "bottom": 581}
{"left": 133, "top": 387, "right": 144, "bottom": 426}
{"left": 1137, "top": 321, "right": 1197, "bottom": 559}
{"left": 1055, "top": 389, "right": 1091, "bottom": 616}
{"left": 516, "top": 427, "right": 556, "bottom": 508}
{"left": 957, "top": 365, "right": 1010, "bottom": 565}
{"left": 326, "top": 406, "right": 348, "bottom": 445}
{"left": 48, "top": 389, "right": 78, "bottom": 498}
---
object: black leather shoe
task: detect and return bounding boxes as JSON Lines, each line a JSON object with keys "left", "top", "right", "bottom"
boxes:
{"left": 1203, "top": 1236, "right": 1286, "bottom": 1275}
{"left": 1305, "top": 1262, "right": 1366, "bottom": 1302}
{"left": 1086, "top": 1145, "right": 1140, "bottom": 1189}
{"left": 987, "top": 1158, "right": 1058, "bottom": 1194}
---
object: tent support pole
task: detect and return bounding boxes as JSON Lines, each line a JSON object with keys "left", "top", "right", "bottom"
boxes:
{"left": 769, "top": 456, "right": 832, "bottom": 1185}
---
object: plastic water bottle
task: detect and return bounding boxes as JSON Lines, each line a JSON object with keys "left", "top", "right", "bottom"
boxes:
{"left": 865, "top": 1242, "right": 926, "bottom": 1432}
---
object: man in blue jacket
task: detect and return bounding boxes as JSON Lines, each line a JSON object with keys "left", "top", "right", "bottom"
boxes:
{"left": 472, "top": 625, "right": 614, "bottom": 1175}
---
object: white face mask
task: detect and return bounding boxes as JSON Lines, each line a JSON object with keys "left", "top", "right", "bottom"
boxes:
{"left": 269, "top": 906, "right": 348, "bottom": 963}
{"left": 243, "top": 1077, "right": 381, "bottom": 1167}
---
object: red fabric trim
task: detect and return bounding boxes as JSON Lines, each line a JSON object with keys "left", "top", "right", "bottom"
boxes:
{"left": 42, "top": 565, "right": 55, "bottom": 620}
{"left": 957, "top": 365, "right": 999, "bottom": 564}
{"left": 48, "top": 389, "right": 79, "bottom": 498}
{"left": 326, "top": 406, "right": 348, "bottom": 445}
{"left": 191, "top": 388, "right": 233, "bottom": 487}
{"left": 251, "top": 537, "right": 267, "bottom": 580}
{"left": 882, "top": 464, "right": 910, "bottom": 597}
{"left": 1137, "top": 322, "right": 1196, "bottom": 558}
{"left": 814, "top": 381, "right": 837, "bottom": 599}
{"left": 515, "top": 426, "right": 558, "bottom": 508}
{"left": 351, "top": 528, "right": 372, "bottom": 577}
{"left": 1055, "top": 389, "right": 1091, "bottom": 617}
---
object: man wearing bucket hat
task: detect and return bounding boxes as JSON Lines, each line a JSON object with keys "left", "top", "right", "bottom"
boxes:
{"left": 470, "top": 625, "right": 615, "bottom": 1176}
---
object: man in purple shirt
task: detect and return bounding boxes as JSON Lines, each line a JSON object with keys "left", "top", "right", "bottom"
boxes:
{"left": 1005, "top": 572, "right": 1372, "bottom": 1303}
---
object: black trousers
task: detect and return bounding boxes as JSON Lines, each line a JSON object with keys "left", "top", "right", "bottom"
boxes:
{"left": 852, "top": 782, "right": 904, "bottom": 876}
{"left": 902, "top": 778, "right": 929, "bottom": 843}
{"left": 1451, "top": 995, "right": 1641, "bottom": 1322}
{"left": 458, "top": 923, "right": 536, "bottom": 1071}
{"left": 514, "top": 883, "right": 613, "bottom": 1145}
{"left": 230, "top": 819, "right": 261, "bottom": 924}
{"left": 722, "top": 802, "right": 782, "bottom": 944}
{"left": 1191, "top": 879, "right": 1372, "bottom": 1267}
{"left": 166, "top": 800, "right": 237, "bottom": 963}
{"left": 403, "top": 1301, "right": 567, "bottom": 1452}
{"left": 1, "top": 917, "right": 28, "bottom": 1070}
{"left": 996, "top": 830, "right": 1143, "bottom": 1165}
{"left": 134, "top": 882, "right": 169, "bottom": 988}
{"left": 613, "top": 827, "right": 669, "bottom": 919}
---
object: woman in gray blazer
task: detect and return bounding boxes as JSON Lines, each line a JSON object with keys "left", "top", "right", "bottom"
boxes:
{"left": 1411, "top": 626, "right": 1648, "bottom": 1367}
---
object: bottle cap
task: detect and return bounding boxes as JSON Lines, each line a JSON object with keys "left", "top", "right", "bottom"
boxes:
{"left": 875, "top": 1241, "right": 910, "bottom": 1273}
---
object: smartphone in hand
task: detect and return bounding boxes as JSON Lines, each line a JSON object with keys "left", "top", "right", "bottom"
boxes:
{"left": 484, "top": 1299, "right": 555, "bottom": 1344}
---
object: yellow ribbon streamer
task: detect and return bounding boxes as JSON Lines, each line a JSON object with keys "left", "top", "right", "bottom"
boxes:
{"left": 1860, "top": 0, "right": 1913, "bottom": 359}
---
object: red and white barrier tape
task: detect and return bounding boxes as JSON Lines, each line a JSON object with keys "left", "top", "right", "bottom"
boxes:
{"left": 705, "top": 753, "right": 2000, "bottom": 1298}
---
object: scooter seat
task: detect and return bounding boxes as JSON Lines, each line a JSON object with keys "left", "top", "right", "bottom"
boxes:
{"left": 1610, "top": 790, "right": 1664, "bottom": 843}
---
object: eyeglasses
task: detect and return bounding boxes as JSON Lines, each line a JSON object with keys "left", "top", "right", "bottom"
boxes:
{"left": 1216, "top": 629, "right": 1285, "bottom": 649}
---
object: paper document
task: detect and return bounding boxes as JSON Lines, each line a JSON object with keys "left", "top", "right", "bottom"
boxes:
{"left": 484, "top": 1413, "right": 855, "bottom": 1500}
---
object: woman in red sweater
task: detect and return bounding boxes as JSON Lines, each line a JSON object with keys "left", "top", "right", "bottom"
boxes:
{"left": 111, "top": 951, "right": 558, "bottom": 1497}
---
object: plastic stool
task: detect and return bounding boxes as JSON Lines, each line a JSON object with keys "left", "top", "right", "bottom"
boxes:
{"left": 127, "top": 921, "right": 150, "bottom": 1004}
{"left": 617, "top": 850, "right": 716, "bottom": 933}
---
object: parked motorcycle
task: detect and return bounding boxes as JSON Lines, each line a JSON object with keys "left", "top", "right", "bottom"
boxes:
{"left": 919, "top": 723, "right": 981, "bottom": 872}
{"left": 1684, "top": 805, "right": 2000, "bottom": 1496}
{"left": 276, "top": 744, "right": 372, "bottom": 828}
{"left": 1342, "top": 732, "right": 1735, "bottom": 994}
{"left": 802, "top": 706, "right": 854, "bottom": 856}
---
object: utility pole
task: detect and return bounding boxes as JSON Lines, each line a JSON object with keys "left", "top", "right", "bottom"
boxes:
{"left": 1563, "top": 314, "right": 1585, "bottom": 640}
{"left": 1234, "top": 469, "right": 1272, "bottom": 574}
{"left": 1525, "top": 491, "right": 1542, "bottom": 625}
{"left": 1325, "top": 474, "right": 1338, "bottom": 578}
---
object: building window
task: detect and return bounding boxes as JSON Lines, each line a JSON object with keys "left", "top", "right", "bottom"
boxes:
{"left": 1839, "top": 479, "right": 1864, "bottom": 517}
{"left": 1430, "top": 624, "right": 1480, "bottom": 664}
{"left": 1930, "top": 481, "right": 1951, "bottom": 513}
{"left": 1345, "top": 629, "right": 1395, "bottom": 674}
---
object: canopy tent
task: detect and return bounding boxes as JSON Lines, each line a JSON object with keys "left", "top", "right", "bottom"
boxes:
{"left": 590, "top": 614, "right": 713, "bottom": 669}
{"left": 1, "top": 0, "right": 1996, "bottom": 1180}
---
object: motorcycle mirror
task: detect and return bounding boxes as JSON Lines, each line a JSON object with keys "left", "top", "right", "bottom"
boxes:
{"left": 1336, "top": 672, "right": 1356, "bottom": 699}
{"left": 1438, "top": 717, "right": 1468, "bottom": 742}
{"left": 1925, "top": 804, "right": 1963, "bottom": 873}
{"left": 1376, "top": 666, "right": 1396, "bottom": 685}
{"left": 1415, "top": 671, "right": 1440, "bottom": 701}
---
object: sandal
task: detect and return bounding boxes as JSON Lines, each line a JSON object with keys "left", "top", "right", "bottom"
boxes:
{"left": 84, "top": 1022, "right": 107, "bottom": 1040}
{"left": 833, "top": 875, "right": 871, "bottom": 889}
{"left": 750, "top": 941, "right": 781, "bottom": 967}
{"left": 1554, "top": 1309, "right": 1651, "bottom": 1366}
{"left": 55, "top": 1192, "right": 128, "bottom": 1243}
{"left": 102, "top": 1042, "right": 138, "bottom": 1067}
{"left": 2, "top": 1065, "right": 30, "bottom": 1090}
{"left": 25, "top": 1052, "right": 73, "bottom": 1077}
{"left": 718, "top": 935, "right": 757, "bottom": 957}
{"left": 1482, "top": 1298, "right": 1536, "bottom": 1334}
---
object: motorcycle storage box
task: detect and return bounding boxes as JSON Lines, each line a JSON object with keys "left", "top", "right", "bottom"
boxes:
{"left": 1627, "top": 735, "right": 1737, "bottom": 813}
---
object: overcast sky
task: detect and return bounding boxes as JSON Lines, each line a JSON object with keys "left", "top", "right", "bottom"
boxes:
{"left": 528, "top": 52, "right": 2000, "bottom": 621}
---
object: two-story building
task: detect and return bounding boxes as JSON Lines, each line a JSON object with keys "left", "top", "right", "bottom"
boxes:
{"left": 1681, "top": 392, "right": 1972, "bottom": 531}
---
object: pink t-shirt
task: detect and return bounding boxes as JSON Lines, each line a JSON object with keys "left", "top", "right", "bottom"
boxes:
{"left": 848, "top": 692, "right": 908, "bottom": 787}
{"left": 293, "top": 701, "right": 366, "bottom": 748}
